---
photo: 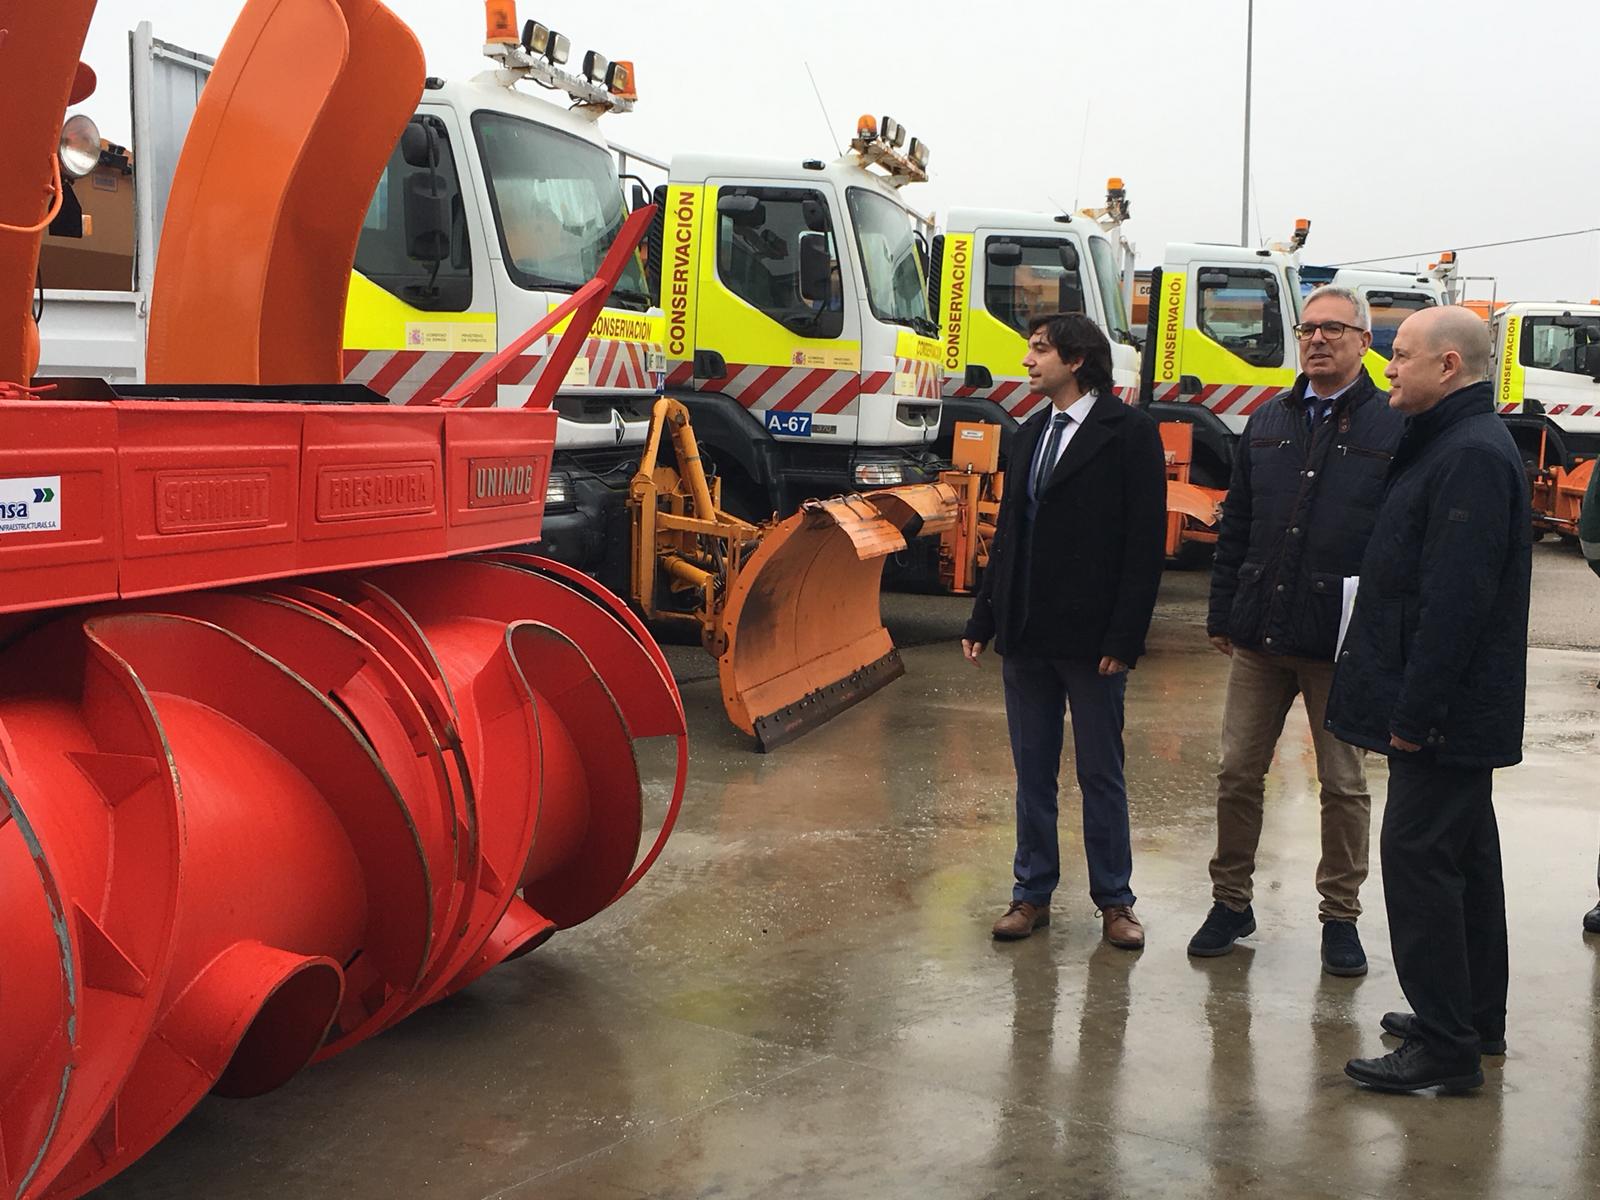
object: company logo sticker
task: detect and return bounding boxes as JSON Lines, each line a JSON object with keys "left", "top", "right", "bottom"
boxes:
{"left": 0, "top": 475, "right": 63, "bottom": 534}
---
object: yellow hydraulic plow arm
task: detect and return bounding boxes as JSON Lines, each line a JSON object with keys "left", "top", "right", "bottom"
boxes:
{"left": 629, "top": 397, "right": 957, "bottom": 750}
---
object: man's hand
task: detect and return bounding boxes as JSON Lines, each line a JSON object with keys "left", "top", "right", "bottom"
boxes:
{"left": 1098, "top": 656, "right": 1129, "bottom": 677}
{"left": 1389, "top": 733, "right": 1422, "bottom": 753}
{"left": 1209, "top": 635, "right": 1233, "bottom": 657}
{"left": 962, "top": 639, "right": 985, "bottom": 667}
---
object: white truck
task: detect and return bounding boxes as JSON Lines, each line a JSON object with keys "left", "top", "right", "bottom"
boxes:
{"left": 643, "top": 115, "right": 948, "bottom": 519}
{"left": 37, "top": 11, "right": 664, "bottom": 595}
{"left": 930, "top": 179, "right": 1142, "bottom": 470}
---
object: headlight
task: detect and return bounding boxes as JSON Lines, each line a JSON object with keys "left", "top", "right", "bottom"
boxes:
{"left": 59, "top": 114, "right": 101, "bottom": 179}
{"left": 544, "top": 472, "right": 572, "bottom": 506}
{"left": 854, "top": 462, "right": 905, "bottom": 486}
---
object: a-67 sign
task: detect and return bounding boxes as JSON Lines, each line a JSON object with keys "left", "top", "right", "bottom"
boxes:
{"left": 763, "top": 410, "right": 812, "bottom": 438}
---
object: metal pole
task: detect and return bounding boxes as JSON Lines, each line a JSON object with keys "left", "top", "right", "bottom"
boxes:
{"left": 1240, "top": 0, "right": 1254, "bottom": 247}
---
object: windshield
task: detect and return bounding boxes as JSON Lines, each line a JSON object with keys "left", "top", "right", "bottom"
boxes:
{"left": 846, "top": 187, "right": 933, "bottom": 333}
{"left": 1367, "top": 291, "right": 1435, "bottom": 358}
{"left": 1087, "top": 237, "right": 1133, "bottom": 344}
{"left": 472, "top": 111, "right": 650, "bottom": 308}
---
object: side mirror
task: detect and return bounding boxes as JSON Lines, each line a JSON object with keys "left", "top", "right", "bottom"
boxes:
{"left": 964, "top": 364, "right": 994, "bottom": 389}
{"left": 403, "top": 172, "right": 451, "bottom": 263}
{"left": 1057, "top": 242, "right": 1080, "bottom": 270}
{"left": 1366, "top": 292, "right": 1396, "bottom": 307}
{"left": 631, "top": 182, "right": 648, "bottom": 212}
{"left": 400, "top": 122, "right": 439, "bottom": 169}
{"left": 799, "top": 232, "right": 832, "bottom": 303}
{"left": 801, "top": 197, "right": 829, "bottom": 233}
{"left": 717, "top": 193, "right": 764, "bottom": 225}
{"left": 987, "top": 242, "right": 1023, "bottom": 268}
{"left": 1197, "top": 269, "right": 1231, "bottom": 286}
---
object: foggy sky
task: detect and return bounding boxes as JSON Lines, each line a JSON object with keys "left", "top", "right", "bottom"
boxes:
{"left": 75, "top": 0, "right": 1600, "bottom": 304}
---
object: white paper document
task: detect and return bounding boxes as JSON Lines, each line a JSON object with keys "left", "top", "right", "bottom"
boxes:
{"left": 1336, "top": 576, "right": 1360, "bottom": 658}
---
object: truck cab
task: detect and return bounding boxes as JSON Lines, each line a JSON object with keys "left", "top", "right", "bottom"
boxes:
{"left": 1141, "top": 240, "right": 1304, "bottom": 489}
{"left": 1492, "top": 301, "right": 1600, "bottom": 466}
{"left": 343, "top": 27, "right": 665, "bottom": 590}
{"left": 35, "top": 12, "right": 664, "bottom": 596}
{"left": 648, "top": 116, "right": 944, "bottom": 518}
{"left": 931, "top": 186, "right": 1140, "bottom": 469}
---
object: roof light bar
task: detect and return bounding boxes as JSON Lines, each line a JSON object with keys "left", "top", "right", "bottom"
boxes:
{"left": 847, "top": 111, "right": 928, "bottom": 186}
{"left": 485, "top": 11, "right": 630, "bottom": 110}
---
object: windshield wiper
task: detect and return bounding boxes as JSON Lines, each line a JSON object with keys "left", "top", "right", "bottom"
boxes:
{"left": 910, "top": 315, "right": 938, "bottom": 337}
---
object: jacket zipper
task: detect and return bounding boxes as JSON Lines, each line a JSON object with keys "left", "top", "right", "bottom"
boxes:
{"left": 1336, "top": 445, "right": 1393, "bottom": 462}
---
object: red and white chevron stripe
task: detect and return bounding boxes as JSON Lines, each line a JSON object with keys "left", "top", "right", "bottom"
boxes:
{"left": 1545, "top": 403, "right": 1597, "bottom": 417}
{"left": 1498, "top": 402, "right": 1521, "bottom": 414}
{"left": 1149, "top": 380, "right": 1282, "bottom": 416}
{"left": 343, "top": 335, "right": 662, "bottom": 405}
{"left": 899, "top": 356, "right": 943, "bottom": 400}
{"left": 666, "top": 360, "right": 862, "bottom": 416}
{"left": 943, "top": 376, "right": 1139, "bottom": 417}
{"left": 342, "top": 348, "right": 500, "bottom": 405}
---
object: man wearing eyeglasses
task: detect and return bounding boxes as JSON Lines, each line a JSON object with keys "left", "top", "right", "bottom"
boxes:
{"left": 1189, "top": 286, "right": 1404, "bottom": 976}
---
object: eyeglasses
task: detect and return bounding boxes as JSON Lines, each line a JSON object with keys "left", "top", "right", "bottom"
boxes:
{"left": 1292, "top": 321, "right": 1365, "bottom": 342}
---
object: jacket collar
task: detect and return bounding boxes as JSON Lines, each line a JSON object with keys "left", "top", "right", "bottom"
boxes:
{"left": 1405, "top": 380, "right": 1494, "bottom": 442}
{"left": 1391, "top": 380, "right": 1494, "bottom": 470}
{"left": 1284, "top": 369, "right": 1380, "bottom": 412}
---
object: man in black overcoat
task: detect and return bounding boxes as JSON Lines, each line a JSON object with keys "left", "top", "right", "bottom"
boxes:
{"left": 962, "top": 312, "right": 1166, "bottom": 949}
{"left": 1328, "top": 306, "right": 1532, "bottom": 1093}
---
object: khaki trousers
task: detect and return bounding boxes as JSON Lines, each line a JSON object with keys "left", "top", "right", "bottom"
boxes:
{"left": 1210, "top": 646, "right": 1370, "bottom": 922}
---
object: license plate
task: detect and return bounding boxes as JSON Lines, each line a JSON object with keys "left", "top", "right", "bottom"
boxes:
{"left": 764, "top": 410, "right": 812, "bottom": 437}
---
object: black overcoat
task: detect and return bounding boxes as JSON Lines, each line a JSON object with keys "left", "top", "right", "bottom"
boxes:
{"left": 1326, "top": 381, "right": 1532, "bottom": 767}
{"left": 964, "top": 392, "right": 1167, "bottom": 666}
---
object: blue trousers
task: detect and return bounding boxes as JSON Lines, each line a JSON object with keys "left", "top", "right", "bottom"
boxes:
{"left": 1001, "top": 654, "right": 1135, "bottom": 910}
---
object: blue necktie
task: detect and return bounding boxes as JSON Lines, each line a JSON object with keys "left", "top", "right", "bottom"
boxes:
{"left": 1032, "top": 412, "right": 1073, "bottom": 498}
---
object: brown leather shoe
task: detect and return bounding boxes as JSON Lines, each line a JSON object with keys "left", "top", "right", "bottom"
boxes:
{"left": 1101, "top": 905, "right": 1144, "bottom": 950}
{"left": 992, "top": 900, "right": 1050, "bottom": 941}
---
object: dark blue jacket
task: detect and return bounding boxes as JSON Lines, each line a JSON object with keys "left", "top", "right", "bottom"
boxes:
{"left": 1208, "top": 371, "right": 1404, "bottom": 660}
{"left": 1325, "top": 381, "right": 1532, "bottom": 768}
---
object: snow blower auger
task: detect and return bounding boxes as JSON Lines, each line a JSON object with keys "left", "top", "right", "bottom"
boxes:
{"left": 628, "top": 396, "right": 957, "bottom": 751}
{"left": 0, "top": 1, "right": 685, "bottom": 1196}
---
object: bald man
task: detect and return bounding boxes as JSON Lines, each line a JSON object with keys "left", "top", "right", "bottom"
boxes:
{"left": 1326, "top": 306, "right": 1531, "bottom": 1094}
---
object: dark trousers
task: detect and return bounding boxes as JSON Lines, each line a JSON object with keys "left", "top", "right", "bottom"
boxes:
{"left": 1001, "top": 654, "right": 1134, "bottom": 910}
{"left": 1381, "top": 756, "right": 1509, "bottom": 1063}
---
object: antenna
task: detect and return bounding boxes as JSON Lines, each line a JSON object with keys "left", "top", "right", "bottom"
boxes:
{"left": 1072, "top": 100, "right": 1091, "bottom": 209}
{"left": 803, "top": 61, "right": 843, "bottom": 157}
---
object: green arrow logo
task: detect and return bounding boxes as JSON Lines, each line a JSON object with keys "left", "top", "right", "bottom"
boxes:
{"left": 32, "top": 487, "right": 54, "bottom": 503}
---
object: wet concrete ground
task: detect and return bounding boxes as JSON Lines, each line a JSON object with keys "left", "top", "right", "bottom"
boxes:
{"left": 98, "top": 545, "right": 1600, "bottom": 1199}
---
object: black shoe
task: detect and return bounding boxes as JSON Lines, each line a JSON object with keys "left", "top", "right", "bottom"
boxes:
{"left": 1345, "top": 1038, "right": 1483, "bottom": 1093}
{"left": 1584, "top": 903, "right": 1600, "bottom": 935}
{"left": 1187, "top": 901, "right": 1255, "bottom": 957}
{"left": 1321, "top": 919, "right": 1368, "bottom": 977}
{"left": 1380, "top": 1011, "right": 1506, "bottom": 1056}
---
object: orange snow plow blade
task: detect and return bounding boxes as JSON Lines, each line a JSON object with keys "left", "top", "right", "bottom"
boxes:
{"left": 630, "top": 399, "right": 957, "bottom": 750}
{"left": 718, "top": 495, "right": 908, "bottom": 751}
